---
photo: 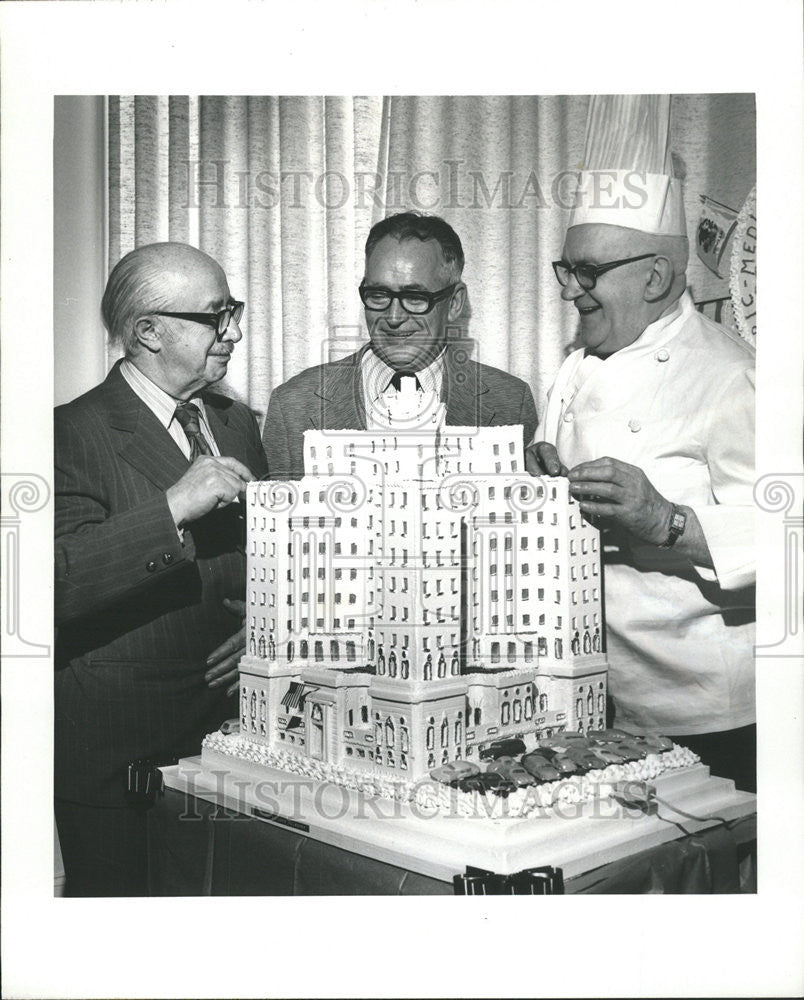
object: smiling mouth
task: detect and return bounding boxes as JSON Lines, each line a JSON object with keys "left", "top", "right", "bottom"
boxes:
{"left": 577, "top": 305, "right": 600, "bottom": 316}
{"left": 378, "top": 328, "right": 421, "bottom": 341}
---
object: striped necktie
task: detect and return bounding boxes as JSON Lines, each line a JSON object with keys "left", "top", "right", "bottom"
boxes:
{"left": 174, "top": 402, "right": 212, "bottom": 460}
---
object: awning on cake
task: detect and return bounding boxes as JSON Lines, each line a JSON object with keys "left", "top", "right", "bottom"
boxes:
{"left": 281, "top": 681, "right": 318, "bottom": 715}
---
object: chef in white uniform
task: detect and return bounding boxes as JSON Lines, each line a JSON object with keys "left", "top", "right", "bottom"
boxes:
{"left": 527, "top": 104, "right": 756, "bottom": 790}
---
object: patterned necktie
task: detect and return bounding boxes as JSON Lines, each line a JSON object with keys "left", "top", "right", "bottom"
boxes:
{"left": 174, "top": 402, "right": 212, "bottom": 460}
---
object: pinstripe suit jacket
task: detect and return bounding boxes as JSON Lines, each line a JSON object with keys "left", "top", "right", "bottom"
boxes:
{"left": 55, "top": 361, "right": 268, "bottom": 806}
{"left": 263, "top": 346, "right": 538, "bottom": 479}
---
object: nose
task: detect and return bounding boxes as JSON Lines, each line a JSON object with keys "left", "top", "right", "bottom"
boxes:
{"left": 222, "top": 316, "right": 243, "bottom": 343}
{"left": 385, "top": 295, "right": 407, "bottom": 326}
{"left": 561, "top": 273, "right": 585, "bottom": 301}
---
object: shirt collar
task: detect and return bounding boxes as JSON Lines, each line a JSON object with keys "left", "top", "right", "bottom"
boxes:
{"left": 120, "top": 359, "right": 208, "bottom": 427}
{"left": 585, "top": 291, "right": 688, "bottom": 363}
{"left": 626, "top": 291, "right": 688, "bottom": 352}
{"left": 361, "top": 346, "right": 445, "bottom": 402}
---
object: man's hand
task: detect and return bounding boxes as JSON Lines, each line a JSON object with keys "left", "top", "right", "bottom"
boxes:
{"left": 567, "top": 456, "right": 673, "bottom": 546}
{"left": 205, "top": 598, "right": 246, "bottom": 697}
{"left": 166, "top": 456, "right": 253, "bottom": 528}
{"left": 525, "top": 441, "right": 569, "bottom": 477}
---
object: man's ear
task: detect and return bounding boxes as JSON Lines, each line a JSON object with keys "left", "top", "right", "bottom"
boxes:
{"left": 644, "top": 256, "right": 675, "bottom": 302}
{"left": 447, "top": 283, "right": 467, "bottom": 321}
{"left": 133, "top": 316, "right": 162, "bottom": 353}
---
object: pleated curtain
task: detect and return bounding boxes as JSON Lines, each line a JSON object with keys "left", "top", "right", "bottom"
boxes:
{"left": 107, "top": 94, "right": 755, "bottom": 423}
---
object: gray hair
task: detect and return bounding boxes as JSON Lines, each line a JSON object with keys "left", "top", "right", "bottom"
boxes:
{"left": 101, "top": 243, "right": 216, "bottom": 354}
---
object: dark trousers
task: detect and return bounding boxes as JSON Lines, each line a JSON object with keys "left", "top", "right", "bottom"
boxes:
{"left": 666, "top": 724, "right": 757, "bottom": 794}
{"left": 55, "top": 797, "right": 150, "bottom": 897}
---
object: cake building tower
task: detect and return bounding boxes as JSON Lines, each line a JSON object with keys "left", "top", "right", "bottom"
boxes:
{"left": 239, "top": 390, "right": 607, "bottom": 781}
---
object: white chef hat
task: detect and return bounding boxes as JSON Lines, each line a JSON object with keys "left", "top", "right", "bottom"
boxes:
{"left": 568, "top": 95, "right": 687, "bottom": 237}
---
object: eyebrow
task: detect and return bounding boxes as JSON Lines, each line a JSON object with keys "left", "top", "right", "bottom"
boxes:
{"left": 200, "top": 296, "right": 232, "bottom": 311}
{"left": 365, "top": 282, "right": 432, "bottom": 293}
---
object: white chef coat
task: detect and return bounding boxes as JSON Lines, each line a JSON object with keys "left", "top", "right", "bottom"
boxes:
{"left": 537, "top": 291, "right": 756, "bottom": 734}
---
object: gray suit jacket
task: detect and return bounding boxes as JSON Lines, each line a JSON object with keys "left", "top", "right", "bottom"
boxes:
{"left": 263, "top": 346, "right": 538, "bottom": 479}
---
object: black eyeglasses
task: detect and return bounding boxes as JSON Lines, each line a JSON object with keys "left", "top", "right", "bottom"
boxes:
{"left": 359, "top": 281, "right": 458, "bottom": 315}
{"left": 552, "top": 253, "right": 657, "bottom": 291}
{"left": 153, "top": 300, "right": 245, "bottom": 338}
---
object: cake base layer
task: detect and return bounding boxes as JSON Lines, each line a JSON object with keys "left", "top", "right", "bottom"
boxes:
{"left": 162, "top": 750, "right": 756, "bottom": 882}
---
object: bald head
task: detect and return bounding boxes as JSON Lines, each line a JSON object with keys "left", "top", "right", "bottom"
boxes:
{"left": 101, "top": 243, "right": 225, "bottom": 355}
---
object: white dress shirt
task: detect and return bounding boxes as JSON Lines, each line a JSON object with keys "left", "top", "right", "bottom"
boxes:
{"left": 361, "top": 348, "right": 445, "bottom": 430}
{"left": 120, "top": 359, "right": 220, "bottom": 460}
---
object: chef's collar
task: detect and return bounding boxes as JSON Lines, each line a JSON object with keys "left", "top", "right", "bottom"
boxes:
{"left": 585, "top": 291, "right": 687, "bottom": 360}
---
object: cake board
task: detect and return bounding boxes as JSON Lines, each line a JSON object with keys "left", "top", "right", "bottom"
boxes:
{"left": 162, "top": 753, "right": 756, "bottom": 884}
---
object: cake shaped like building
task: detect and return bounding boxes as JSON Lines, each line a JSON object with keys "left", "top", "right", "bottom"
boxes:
{"left": 239, "top": 391, "right": 607, "bottom": 782}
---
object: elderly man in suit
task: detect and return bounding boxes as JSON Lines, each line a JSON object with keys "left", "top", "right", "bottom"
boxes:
{"left": 263, "top": 212, "right": 538, "bottom": 478}
{"left": 55, "top": 242, "right": 268, "bottom": 895}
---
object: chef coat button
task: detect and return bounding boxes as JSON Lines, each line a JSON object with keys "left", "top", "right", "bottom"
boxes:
{"left": 563, "top": 412, "right": 574, "bottom": 423}
{"left": 146, "top": 560, "right": 157, "bottom": 572}
{"left": 628, "top": 419, "right": 642, "bottom": 433}
{"left": 655, "top": 348, "right": 669, "bottom": 362}
{"left": 162, "top": 552, "right": 173, "bottom": 565}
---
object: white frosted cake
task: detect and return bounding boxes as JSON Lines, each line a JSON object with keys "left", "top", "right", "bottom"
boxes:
{"left": 203, "top": 397, "right": 699, "bottom": 818}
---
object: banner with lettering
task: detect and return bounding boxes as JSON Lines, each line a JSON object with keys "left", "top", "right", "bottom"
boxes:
{"left": 729, "top": 186, "right": 757, "bottom": 344}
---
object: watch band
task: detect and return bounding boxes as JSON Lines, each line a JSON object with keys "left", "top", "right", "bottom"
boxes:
{"left": 660, "top": 503, "right": 687, "bottom": 547}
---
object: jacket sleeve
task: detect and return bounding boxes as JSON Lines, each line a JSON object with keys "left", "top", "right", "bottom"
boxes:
{"left": 245, "top": 405, "right": 270, "bottom": 481}
{"left": 54, "top": 410, "right": 196, "bottom": 627}
{"left": 518, "top": 381, "right": 539, "bottom": 452}
{"left": 690, "top": 364, "right": 756, "bottom": 591}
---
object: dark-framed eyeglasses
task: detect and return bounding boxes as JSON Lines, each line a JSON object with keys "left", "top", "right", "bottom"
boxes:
{"left": 552, "top": 253, "right": 657, "bottom": 291}
{"left": 153, "top": 300, "right": 245, "bottom": 338}
{"left": 359, "top": 281, "right": 458, "bottom": 315}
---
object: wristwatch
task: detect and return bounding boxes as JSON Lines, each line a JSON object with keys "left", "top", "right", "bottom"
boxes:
{"left": 660, "top": 503, "right": 687, "bottom": 547}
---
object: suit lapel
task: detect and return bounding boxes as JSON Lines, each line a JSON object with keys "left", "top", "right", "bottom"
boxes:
{"left": 311, "top": 348, "right": 367, "bottom": 430}
{"left": 311, "top": 346, "right": 495, "bottom": 429}
{"left": 443, "top": 350, "right": 493, "bottom": 427}
{"left": 203, "top": 396, "right": 237, "bottom": 455}
{"left": 103, "top": 363, "right": 190, "bottom": 492}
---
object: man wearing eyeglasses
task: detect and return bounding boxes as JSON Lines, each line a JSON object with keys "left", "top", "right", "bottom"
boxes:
{"left": 263, "top": 212, "right": 537, "bottom": 478}
{"left": 54, "top": 242, "right": 268, "bottom": 894}
{"left": 526, "top": 172, "right": 756, "bottom": 792}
